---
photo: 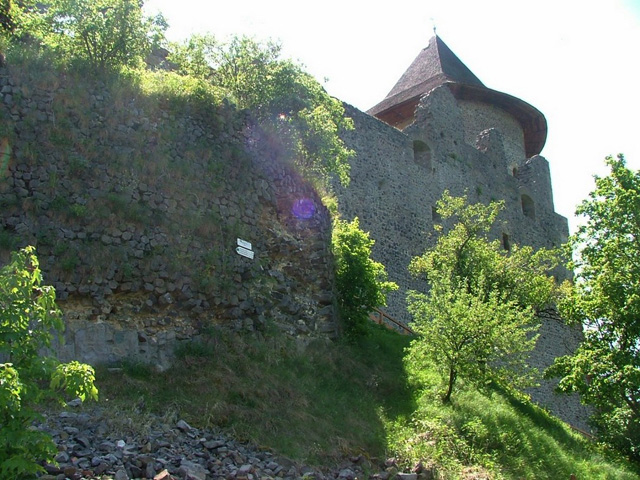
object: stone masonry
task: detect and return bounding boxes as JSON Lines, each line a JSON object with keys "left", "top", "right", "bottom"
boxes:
{"left": 0, "top": 35, "right": 589, "bottom": 428}
{"left": 332, "top": 37, "right": 588, "bottom": 428}
{"left": 0, "top": 64, "right": 336, "bottom": 371}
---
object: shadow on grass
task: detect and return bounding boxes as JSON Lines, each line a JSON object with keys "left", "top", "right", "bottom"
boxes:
{"left": 96, "top": 324, "right": 418, "bottom": 466}
{"left": 449, "top": 385, "right": 638, "bottom": 479}
{"left": 348, "top": 324, "right": 417, "bottom": 420}
{"left": 495, "top": 383, "right": 586, "bottom": 450}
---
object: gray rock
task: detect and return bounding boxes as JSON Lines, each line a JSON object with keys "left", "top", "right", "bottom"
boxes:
{"left": 66, "top": 398, "right": 82, "bottom": 408}
{"left": 54, "top": 451, "right": 70, "bottom": 463}
{"left": 114, "top": 468, "right": 129, "bottom": 480}
{"left": 179, "top": 459, "right": 207, "bottom": 480}
{"left": 37, "top": 404, "right": 411, "bottom": 480}
{"left": 339, "top": 468, "right": 356, "bottom": 479}
{"left": 203, "top": 439, "right": 225, "bottom": 450}
{"left": 176, "top": 419, "right": 192, "bottom": 432}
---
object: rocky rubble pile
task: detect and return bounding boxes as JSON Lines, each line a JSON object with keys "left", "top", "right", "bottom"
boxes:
{"left": 37, "top": 405, "right": 433, "bottom": 480}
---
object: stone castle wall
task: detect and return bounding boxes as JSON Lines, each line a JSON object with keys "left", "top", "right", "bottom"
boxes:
{"left": 334, "top": 85, "right": 588, "bottom": 428}
{"left": 336, "top": 86, "right": 570, "bottom": 325}
{"left": 0, "top": 65, "right": 337, "bottom": 370}
{"left": 458, "top": 100, "right": 526, "bottom": 164}
{"left": 0, "top": 62, "right": 588, "bottom": 427}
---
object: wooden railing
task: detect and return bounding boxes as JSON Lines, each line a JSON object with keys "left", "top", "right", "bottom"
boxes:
{"left": 369, "top": 308, "right": 415, "bottom": 335}
{"left": 570, "top": 424, "right": 594, "bottom": 440}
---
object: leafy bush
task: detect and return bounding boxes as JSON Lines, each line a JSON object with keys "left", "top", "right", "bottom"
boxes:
{"left": 168, "top": 34, "right": 354, "bottom": 187}
{"left": 9, "top": 0, "right": 166, "bottom": 71}
{"left": 139, "top": 70, "right": 227, "bottom": 112}
{"left": 332, "top": 217, "right": 397, "bottom": 339}
{"left": 546, "top": 154, "right": 640, "bottom": 462}
{"left": 0, "top": 0, "right": 16, "bottom": 34}
{"left": 0, "top": 246, "right": 97, "bottom": 478}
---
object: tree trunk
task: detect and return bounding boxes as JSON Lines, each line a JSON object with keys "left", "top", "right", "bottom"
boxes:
{"left": 443, "top": 368, "right": 456, "bottom": 403}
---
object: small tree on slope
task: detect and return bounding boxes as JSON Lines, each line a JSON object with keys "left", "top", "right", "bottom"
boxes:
{"left": 332, "top": 217, "right": 398, "bottom": 339}
{"left": 406, "top": 192, "right": 559, "bottom": 402}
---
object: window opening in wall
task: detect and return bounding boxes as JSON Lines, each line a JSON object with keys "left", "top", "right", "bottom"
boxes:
{"left": 502, "top": 233, "right": 510, "bottom": 251}
{"left": 432, "top": 206, "right": 441, "bottom": 223}
{"left": 413, "top": 140, "right": 432, "bottom": 170}
{"left": 521, "top": 194, "right": 535, "bottom": 219}
{"left": 512, "top": 167, "right": 518, "bottom": 177}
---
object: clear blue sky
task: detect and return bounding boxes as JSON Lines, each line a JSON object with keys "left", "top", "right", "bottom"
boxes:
{"left": 144, "top": 0, "right": 640, "bottom": 233}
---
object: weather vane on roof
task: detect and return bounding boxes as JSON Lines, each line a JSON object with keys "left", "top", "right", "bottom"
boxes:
{"left": 430, "top": 17, "right": 437, "bottom": 36}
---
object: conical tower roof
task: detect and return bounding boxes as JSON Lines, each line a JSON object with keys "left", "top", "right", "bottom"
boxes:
{"left": 368, "top": 35, "right": 547, "bottom": 157}
{"left": 383, "top": 35, "right": 485, "bottom": 102}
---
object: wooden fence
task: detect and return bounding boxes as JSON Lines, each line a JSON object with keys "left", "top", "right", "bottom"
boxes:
{"left": 369, "top": 308, "right": 414, "bottom": 335}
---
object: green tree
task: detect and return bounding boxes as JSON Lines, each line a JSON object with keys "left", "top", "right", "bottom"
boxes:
{"left": 332, "top": 217, "right": 398, "bottom": 339}
{"left": 546, "top": 154, "right": 640, "bottom": 461}
{"left": 0, "top": 0, "right": 15, "bottom": 34}
{"left": 407, "top": 192, "right": 558, "bottom": 402}
{"left": 0, "top": 246, "right": 98, "bottom": 478}
{"left": 210, "top": 35, "right": 283, "bottom": 112}
{"left": 168, "top": 34, "right": 354, "bottom": 186}
{"left": 167, "top": 33, "right": 218, "bottom": 80}
{"left": 10, "top": 0, "right": 166, "bottom": 70}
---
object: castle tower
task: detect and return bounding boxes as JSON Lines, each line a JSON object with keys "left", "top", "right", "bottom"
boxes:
{"left": 368, "top": 35, "right": 547, "bottom": 159}
{"left": 334, "top": 36, "right": 586, "bottom": 427}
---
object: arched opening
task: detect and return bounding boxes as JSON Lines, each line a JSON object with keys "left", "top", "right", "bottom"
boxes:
{"left": 413, "top": 140, "right": 432, "bottom": 170}
{"left": 521, "top": 194, "right": 535, "bottom": 219}
{"left": 502, "top": 233, "right": 510, "bottom": 251}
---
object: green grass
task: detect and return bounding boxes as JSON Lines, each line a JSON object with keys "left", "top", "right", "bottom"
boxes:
{"left": 94, "top": 325, "right": 639, "bottom": 478}
{"left": 388, "top": 369, "right": 638, "bottom": 479}
{"left": 97, "top": 324, "right": 414, "bottom": 464}
{"left": 8, "top": 42, "right": 635, "bottom": 479}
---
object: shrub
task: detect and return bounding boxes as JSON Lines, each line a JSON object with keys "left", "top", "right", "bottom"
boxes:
{"left": 332, "top": 217, "right": 397, "bottom": 339}
{"left": 11, "top": 0, "right": 167, "bottom": 71}
{"left": 0, "top": 246, "right": 98, "bottom": 478}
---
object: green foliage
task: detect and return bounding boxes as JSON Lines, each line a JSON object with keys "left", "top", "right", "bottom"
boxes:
{"left": 167, "top": 33, "right": 218, "bottom": 79}
{"left": 168, "top": 34, "right": 354, "bottom": 186}
{"left": 98, "top": 324, "right": 414, "bottom": 465}
{"left": 546, "top": 154, "right": 640, "bottom": 461}
{"left": 140, "top": 69, "right": 227, "bottom": 111}
{"left": 0, "top": 246, "right": 97, "bottom": 477}
{"left": 0, "top": 0, "right": 16, "bottom": 33}
{"left": 332, "top": 217, "right": 398, "bottom": 339}
{"left": 213, "top": 36, "right": 283, "bottom": 111}
{"left": 170, "top": 35, "right": 289, "bottom": 112}
{"left": 10, "top": 0, "right": 167, "bottom": 71}
{"left": 407, "top": 192, "right": 558, "bottom": 402}
{"left": 388, "top": 383, "right": 638, "bottom": 479}
{"left": 50, "top": 361, "right": 98, "bottom": 401}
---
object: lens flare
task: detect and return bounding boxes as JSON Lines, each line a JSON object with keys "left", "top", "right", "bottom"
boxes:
{"left": 292, "top": 198, "right": 315, "bottom": 219}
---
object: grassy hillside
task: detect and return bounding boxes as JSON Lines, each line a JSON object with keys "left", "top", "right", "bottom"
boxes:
{"left": 3, "top": 44, "right": 637, "bottom": 480}
{"left": 96, "top": 325, "right": 638, "bottom": 479}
